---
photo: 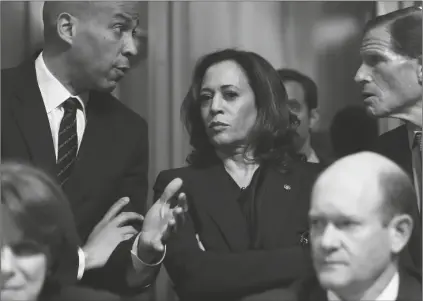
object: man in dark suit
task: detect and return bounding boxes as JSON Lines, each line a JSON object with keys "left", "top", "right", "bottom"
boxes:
{"left": 354, "top": 6, "right": 422, "bottom": 274}
{"left": 296, "top": 152, "right": 421, "bottom": 301}
{"left": 1, "top": 1, "right": 186, "bottom": 297}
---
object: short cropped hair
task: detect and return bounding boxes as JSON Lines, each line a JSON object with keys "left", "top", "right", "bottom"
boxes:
{"left": 378, "top": 167, "right": 417, "bottom": 225}
{"left": 364, "top": 6, "right": 422, "bottom": 59}
{"left": 1, "top": 162, "right": 80, "bottom": 293}
{"left": 277, "top": 69, "right": 318, "bottom": 111}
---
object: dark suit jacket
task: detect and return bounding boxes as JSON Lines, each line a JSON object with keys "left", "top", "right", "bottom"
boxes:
{"left": 1, "top": 59, "right": 154, "bottom": 295}
{"left": 153, "top": 161, "right": 324, "bottom": 301}
{"left": 41, "top": 286, "right": 123, "bottom": 301}
{"left": 372, "top": 125, "right": 412, "bottom": 176}
{"left": 371, "top": 125, "right": 422, "bottom": 274}
{"left": 294, "top": 267, "right": 422, "bottom": 301}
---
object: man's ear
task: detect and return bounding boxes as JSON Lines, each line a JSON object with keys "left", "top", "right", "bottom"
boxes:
{"left": 389, "top": 213, "right": 413, "bottom": 254}
{"left": 309, "top": 108, "right": 320, "bottom": 131}
{"left": 56, "top": 13, "right": 78, "bottom": 45}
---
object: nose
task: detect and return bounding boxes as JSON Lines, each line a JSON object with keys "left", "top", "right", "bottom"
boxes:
{"left": 1, "top": 246, "right": 16, "bottom": 280}
{"left": 354, "top": 63, "right": 371, "bottom": 84}
{"left": 319, "top": 224, "right": 341, "bottom": 251}
{"left": 122, "top": 34, "right": 139, "bottom": 57}
{"left": 210, "top": 93, "right": 224, "bottom": 115}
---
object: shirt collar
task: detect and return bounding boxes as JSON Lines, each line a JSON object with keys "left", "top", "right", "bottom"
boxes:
{"left": 406, "top": 122, "right": 422, "bottom": 150}
{"left": 35, "top": 51, "right": 88, "bottom": 114}
{"left": 307, "top": 147, "right": 320, "bottom": 164}
{"left": 327, "top": 271, "right": 399, "bottom": 301}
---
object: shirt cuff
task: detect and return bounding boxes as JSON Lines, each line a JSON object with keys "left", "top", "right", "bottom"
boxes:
{"left": 130, "top": 233, "right": 166, "bottom": 271}
{"left": 77, "top": 247, "right": 85, "bottom": 280}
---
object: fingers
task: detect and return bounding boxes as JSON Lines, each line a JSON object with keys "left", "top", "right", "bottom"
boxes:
{"left": 102, "top": 197, "right": 130, "bottom": 222}
{"left": 113, "top": 211, "right": 144, "bottom": 227}
{"left": 119, "top": 226, "right": 138, "bottom": 236}
{"left": 176, "top": 192, "right": 188, "bottom": 212}
{"left": 159, "top": 178, "right": 183, "bottom": 205}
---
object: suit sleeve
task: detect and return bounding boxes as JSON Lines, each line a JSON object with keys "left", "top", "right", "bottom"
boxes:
{"left": 154, "top": 171, "right": 314, "bottom": 300}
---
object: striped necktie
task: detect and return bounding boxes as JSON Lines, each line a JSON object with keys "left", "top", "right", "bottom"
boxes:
{"left": 57, "top": 97, "right": 80, "bottom": 186}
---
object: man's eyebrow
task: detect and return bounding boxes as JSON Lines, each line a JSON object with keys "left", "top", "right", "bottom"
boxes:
{"left": 113, "top": 13, "right": 139, "bottom": 23}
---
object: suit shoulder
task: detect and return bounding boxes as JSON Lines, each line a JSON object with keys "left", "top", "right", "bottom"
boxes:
{"left": 94, "top": 92, "right": 147, "bottom": 129}
{"left": 2, "top": 65, "right": 26, "bottom": 95}
{"left": 379, "top": 125, "right": 407, "bottom": 142}
{"left": 373, "top": 125, "right": 408, "bottom": 150}
{"left": 155, "top": 166, "right": 191, "bottom": 183}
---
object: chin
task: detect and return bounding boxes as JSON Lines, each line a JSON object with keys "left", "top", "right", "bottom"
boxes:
{"left": 94, "top": 79, "right": 119, "bottom": 93}
{"left": 318, "top": 270, "right": 350, "bottom": 290}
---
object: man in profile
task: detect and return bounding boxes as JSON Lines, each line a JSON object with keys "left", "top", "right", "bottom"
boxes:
{"left": 1, "top": 1, "right": 186, "bottom": 297}
{"left": 354, "top": 5, "right": 422, "bottom": 273}
{"left": 295, "top": 152, "right": 421, "bottom": 301}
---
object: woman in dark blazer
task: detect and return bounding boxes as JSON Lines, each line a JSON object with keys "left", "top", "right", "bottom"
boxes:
{"left": 154, "top": 49, "right": 324, "bottom": 301}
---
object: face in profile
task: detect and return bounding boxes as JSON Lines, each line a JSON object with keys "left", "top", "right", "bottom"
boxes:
{"left": 70, "top": 2, "right": 147, "bottom": 92}
{"left": 1, "top": 207, "right": 48, "bottom": 301}
{"left": 199, "top": 60, "right": 258, "bottom": 149}
{"left": 309, "top": 178, "right": 393, "bottom": 295}
{"left": 354, "top": 26, "right": 422, "bottom": 118}
{"left": 284, "top": 80, "right": 315, "bottom": 150}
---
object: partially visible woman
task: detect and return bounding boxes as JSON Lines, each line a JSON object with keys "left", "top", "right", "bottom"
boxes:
{"left": 154, "top": 49, "right": 324, "bottom": 301}
{"left": 0, "top": 162, "right": 121, "bottom": 301}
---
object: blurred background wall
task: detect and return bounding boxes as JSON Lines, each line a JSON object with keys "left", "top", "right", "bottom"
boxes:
{"left": 1, "top": 1, "right": 419, "bottom": 300}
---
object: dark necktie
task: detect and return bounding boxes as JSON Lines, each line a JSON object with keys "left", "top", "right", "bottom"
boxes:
{"left": 57, "top": 97, "right": 80, "bottom": 186}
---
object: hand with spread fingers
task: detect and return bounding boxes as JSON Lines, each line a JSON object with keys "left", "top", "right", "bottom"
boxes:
{"left": 137, "top": 178, "right": 188, "bottom": 260}
{"left": 83, "top": 197, "right": 145, "bottom": 270}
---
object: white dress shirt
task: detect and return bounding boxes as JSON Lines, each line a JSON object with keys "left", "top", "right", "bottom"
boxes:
{"left": 35, "top": 52, "right": 164, "bottom": 282}
{"left": 327, "top": 272, "right": 399, "bottom": 301}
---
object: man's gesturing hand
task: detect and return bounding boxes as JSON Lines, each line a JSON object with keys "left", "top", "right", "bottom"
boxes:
{"left": 83, "top": 197, "right": 144, "bottom": 270}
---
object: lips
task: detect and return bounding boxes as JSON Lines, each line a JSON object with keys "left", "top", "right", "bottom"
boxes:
{"left": 209, "top": 121, "right": 229, "bottom": 128}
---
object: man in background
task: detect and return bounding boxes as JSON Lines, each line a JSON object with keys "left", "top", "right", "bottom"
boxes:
{"left": 277, "top": 69, "right": 325, "bottom": 164}
{"left": 354, "top": 6, "right": 422, "bottom": 272}
{"left": 296, "top": 152, "right": 421, "bottom": 301}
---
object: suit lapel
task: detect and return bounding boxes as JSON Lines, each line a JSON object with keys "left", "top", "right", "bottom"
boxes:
{"left": 11, "top": 60, "right": 57, "bottom": 177}
{"left": 192, "top": 164, "right": 250, "bottom": 252}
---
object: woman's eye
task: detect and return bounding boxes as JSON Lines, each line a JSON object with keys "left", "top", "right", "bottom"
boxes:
{"left": 223, "top": 91, "right": 238, "bottom": 99}
{"left": 199, "top": 94, "right": 212, "bottom": 102}
{"left": 11, "top": 241, "right": 43, "bottom": 256}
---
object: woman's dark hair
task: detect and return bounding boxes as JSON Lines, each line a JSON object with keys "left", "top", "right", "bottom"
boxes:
{"left": 1, "top": 162, "right": 80, "bottom": 294}
{"left": 181, "top": 48, "right": 299, "bottom": 169}
{"left": 364, "top": 6, "right": 422, "bottom": 59}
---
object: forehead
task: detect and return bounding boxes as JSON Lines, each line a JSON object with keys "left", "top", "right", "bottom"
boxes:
{"left": 90, "top": 2, "right": 142, "bottom": 21}
{"left": 360, "top": 26, "right": 397, "bottom": 56}
{"left": 310, "top": 175, "right": 382, "bottom": 218}
{"left": 202, "top": 60, "right": 250, "bottom": 88}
